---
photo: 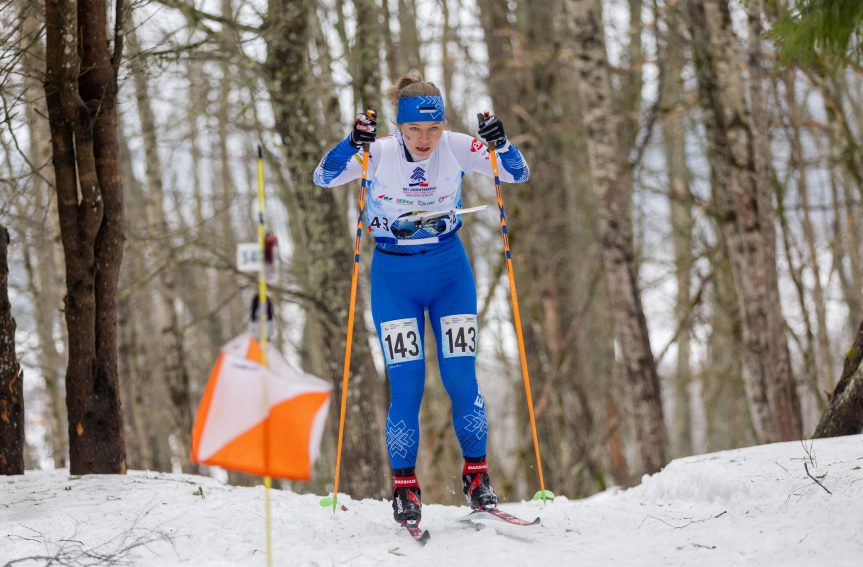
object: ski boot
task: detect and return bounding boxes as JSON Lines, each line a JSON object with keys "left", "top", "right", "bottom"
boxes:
{"left": 392, "top": 469, "right": 422, "bottom": 525}
{"left": 462, "top": 457, "right": 498, "bottom": 510}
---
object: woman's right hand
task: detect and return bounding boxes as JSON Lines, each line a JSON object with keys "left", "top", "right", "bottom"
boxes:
{"left": 350, "top": 112, "right": 377, "bottom": 147}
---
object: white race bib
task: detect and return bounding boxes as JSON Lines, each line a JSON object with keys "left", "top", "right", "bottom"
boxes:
{"left": 380, "top": 318, "right": 423, "bottom": 365}
{"left": 440, "top": 314, "right": 478, "bottom": 358}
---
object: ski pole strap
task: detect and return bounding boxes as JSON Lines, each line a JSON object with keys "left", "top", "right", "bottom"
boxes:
{"left": 463, "top": 461, "right": 489, "bottom": 475}
{"left": 393, "top": 475, "right": 420, "bottom": 489}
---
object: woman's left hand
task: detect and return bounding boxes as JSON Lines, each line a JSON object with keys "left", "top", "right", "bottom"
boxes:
{"left": 477, "top": 113, "right": 507, "bottom": 148}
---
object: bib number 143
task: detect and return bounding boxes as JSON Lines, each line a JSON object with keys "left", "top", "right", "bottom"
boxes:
{"left": 380, "top": 318, "right": 423, "bottom": 365}
{"left": 441, "top": 314, "right": 477, "bottom": 358}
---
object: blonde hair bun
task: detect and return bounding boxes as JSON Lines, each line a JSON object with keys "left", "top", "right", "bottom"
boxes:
{"left": 386, "top": 72, "right": 442, "bottom": 108}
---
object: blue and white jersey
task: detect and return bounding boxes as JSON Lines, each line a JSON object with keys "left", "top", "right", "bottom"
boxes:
{"left": 313, "top": 130, "right": 530, "bottom": 253}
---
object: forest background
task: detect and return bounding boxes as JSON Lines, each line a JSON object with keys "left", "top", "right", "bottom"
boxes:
{"left": 1, "top": 0, "right": 862, "bottom": 505}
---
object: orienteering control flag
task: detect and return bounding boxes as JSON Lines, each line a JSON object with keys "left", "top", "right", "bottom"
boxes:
{"left": 191, "top": 332, "right": 331, "bottom": 480}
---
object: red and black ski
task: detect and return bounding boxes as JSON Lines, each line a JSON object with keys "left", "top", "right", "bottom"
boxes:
{"left": 460, "top": 508, "right": 540, "bottom": 526}
{"left": 402, "top": 520, "right": 430, "bottom": 544}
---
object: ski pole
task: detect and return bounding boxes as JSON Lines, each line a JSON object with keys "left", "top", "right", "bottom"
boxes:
{"left": 326, "top": 109, "right": 376, "bottom": 513}
{"left": 479, "top": 111, "right": 553, "bottom": 503}
{"left": 255, "top": 145, "right": 274, "bottom": 566}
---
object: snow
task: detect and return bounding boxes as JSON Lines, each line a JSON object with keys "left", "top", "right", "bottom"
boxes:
{"left": 2, "top": 436, "right": 862, "bottom": 566}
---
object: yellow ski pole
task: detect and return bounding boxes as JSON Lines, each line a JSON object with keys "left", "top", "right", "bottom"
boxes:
{"left": 255, "top": 145, "right": 274, "bottom": 565}
{"left": 322, "top": 109, "right": 376, "bottom": 512}
{"left": 479, "top": 111, "right": 553, "bottom": 503}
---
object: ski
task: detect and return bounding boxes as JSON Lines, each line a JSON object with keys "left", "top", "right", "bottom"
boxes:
{"left": 402, "top": 520, "right": 430, "bottom": 544}
{"left": 459, "top": 508, "right": 540, "bottom": 526}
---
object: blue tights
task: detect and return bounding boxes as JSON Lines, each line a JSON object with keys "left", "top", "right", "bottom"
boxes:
{"left": 371, "top": 237, "right": 487, "bottom": 470}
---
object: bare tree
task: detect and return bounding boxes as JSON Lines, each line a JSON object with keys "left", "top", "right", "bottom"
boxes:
{"left": 125, "top": 16, "right": 195, "bottom": 473}
{"left": 263, "top": 0, "right": 387, "bottom": 498}
{"left": 354, "top": 0, "right": 382, "bottom": 114}
{"left": 566, "top": 0, "right": 667, "bottom": 475}
{"left": 0, "top": 225, "right": 24, "bottom": 475}
{"left": 16, "top": 0, "right": 69, "bottom": 468}
{"left": 687, "top": 0, "right": 802, "bottom": 443}
{"left": 44, "top": 0, "right": 126, "bottom": 473}
{"left": 396, "top": 0, "right": 424, "bottom": 76}
{"left": 659, "top": 0, "right": 696, "bottom": 458}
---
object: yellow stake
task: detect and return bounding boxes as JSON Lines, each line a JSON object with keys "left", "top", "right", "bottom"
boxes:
{"left": 256, "top": 145, "right": 273, "bottom": 566}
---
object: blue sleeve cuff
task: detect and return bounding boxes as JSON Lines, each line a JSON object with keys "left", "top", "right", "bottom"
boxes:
{"left": 498, "top": 143, "right": 530, "bottom": 183}
{"left": 313, "top": 135, "right": 360, "bottom": 186}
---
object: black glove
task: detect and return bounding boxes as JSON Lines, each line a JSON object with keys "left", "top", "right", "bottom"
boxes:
{"left": 477, "top": 112, "right": 507, "bottom": 148}
{"left": 350, "top": 112, "right": 377, "bottom": 147}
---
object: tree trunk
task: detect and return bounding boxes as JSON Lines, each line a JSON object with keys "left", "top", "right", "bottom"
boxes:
{"left": 126, "top": 17, "right": 196, "bottom": 473}
{"left": 687, "top": 0, "right": 801, "bottom": 443}
{"left": 784, "top": 74, "right": 835, "bottom": 396}
{"left": 0, "top": 226, "right": 24, "bottom": 475}
{"left": 660, "top": 1, "right": 694, "bottom": 457}
{"left": 380, "top": 0, "right": 399, "bottom": 82}
{"left": 18, "top": 0, "right": 69, "bottom": 468}
{"left": 353, "top": 0, "right": 382, "bottom": 114}
{"left": 479, "top": 0, "right": 609, "bottom": 497}
{"left": 116, "top": 115, "right": 171, "bottom": 472}
{"left": 263, "top": 0, "right": 386, "bottom": 498}
{"left": 816, "top": 80, "right": 863, "bottom": 330}
{"left": 566, "top": 0, "right": 666, "bottom": 475}
{"left": 215, "top": 0, "right": 242, "bottom": 337}
{"left": 775, "top": 171, "right": 824, "bottom": 427}
{"left": 396, "top": 0, "right": 424, "bottom": 77}
{"left": 44, "top": 0, "right": 126, "bottom": 474}
{"left": 703, "top": 242, "right": 753, "bottom": 450}
{"left": 747, "top": 0, "right": 803, "bottom": 439}
{"left": 813, "top": 321, "right": 863, "bottom": 437}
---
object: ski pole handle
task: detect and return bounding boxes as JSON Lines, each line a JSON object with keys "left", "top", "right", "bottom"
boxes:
{"left": 362, "top": 109, "right": 377, "bottom": 151}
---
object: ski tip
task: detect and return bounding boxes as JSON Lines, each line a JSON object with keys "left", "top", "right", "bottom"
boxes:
{"left": 403, "top": 523, "right": 430, "bottom": 544}
{"left": 257, "top": 145, "right": 263, "bottom": 159}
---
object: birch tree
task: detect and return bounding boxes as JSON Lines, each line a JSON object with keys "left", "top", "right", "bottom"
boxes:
{"left": 687, "top": 0, "right": 802, "bottom": 443}
{"left": 566, "top": 0, "right": 667, "bottom": 475}
{"left": 660, "top": 0, "right": 696, "bottom": 457}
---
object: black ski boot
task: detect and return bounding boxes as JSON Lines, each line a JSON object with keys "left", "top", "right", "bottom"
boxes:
{"left": 462, "top": 458, "right": 498, "bottom": 510}
{"left": 392, "top": 470, "right": 422, "bottom": 525}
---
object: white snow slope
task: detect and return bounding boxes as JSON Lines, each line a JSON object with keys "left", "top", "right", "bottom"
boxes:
{"left": 2, "top": 435, "right": 862, "bottom": 566}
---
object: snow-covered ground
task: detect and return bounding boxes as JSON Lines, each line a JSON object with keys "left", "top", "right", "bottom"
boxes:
{"left": 2, "top": 435, "right": 861, "bottom": 566}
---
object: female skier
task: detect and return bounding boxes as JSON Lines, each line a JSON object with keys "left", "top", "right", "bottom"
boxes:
{"left": 313, "top": 74, "right": 530, "bottom": 527}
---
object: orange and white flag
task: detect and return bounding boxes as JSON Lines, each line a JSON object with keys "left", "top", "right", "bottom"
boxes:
{"left": 191, "top": 332, "right": 331, "bottom": 480}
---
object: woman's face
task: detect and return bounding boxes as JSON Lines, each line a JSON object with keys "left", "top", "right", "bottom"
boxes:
{"left": 400, "top": 121, "right": 444, "bottom": 159}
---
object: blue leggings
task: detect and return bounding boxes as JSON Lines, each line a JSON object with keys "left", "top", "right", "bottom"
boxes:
{"left": 371, "top": 237, "right": 487, "bottom": 470}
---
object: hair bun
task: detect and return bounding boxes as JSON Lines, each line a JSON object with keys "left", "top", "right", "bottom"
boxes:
{"left": 397, "top": 72, "right": 423, "bottom": 92}
{"left": 385, "top": 72, "right": 442, "bottom": 109}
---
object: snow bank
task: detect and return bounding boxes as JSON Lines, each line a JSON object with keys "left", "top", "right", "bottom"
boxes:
{"left": 1, "top": 435, "right": 861, "bottom": 566}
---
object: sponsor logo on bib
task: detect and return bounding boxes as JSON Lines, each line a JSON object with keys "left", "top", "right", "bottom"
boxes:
{"left": 404, "top": 167, "right": 435, "bottom": 197}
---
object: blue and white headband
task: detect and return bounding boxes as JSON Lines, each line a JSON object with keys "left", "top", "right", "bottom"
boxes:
{"left": 396, "top": 96, "right": 446, "bottom": 123}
